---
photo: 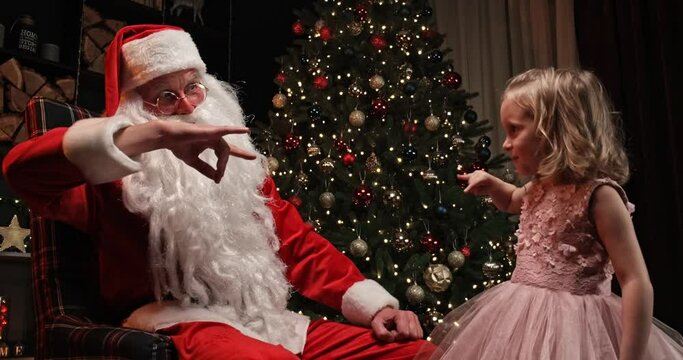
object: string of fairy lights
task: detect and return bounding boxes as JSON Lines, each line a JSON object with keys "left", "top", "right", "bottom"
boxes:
{"left": 255, "top": 0, "right": 518, "bottom": 326}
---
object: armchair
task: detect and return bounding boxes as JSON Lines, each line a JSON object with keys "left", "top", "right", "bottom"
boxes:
{"left": 23, "top": 97, "right": 176, "bottom": 359}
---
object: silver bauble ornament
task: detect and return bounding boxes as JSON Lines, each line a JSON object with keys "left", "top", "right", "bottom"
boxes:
{"left": 424, "top": 115, "right": 441, "bottom": 131}
{"left": 319, "top": 191, "right": 336, "bottom": 209}
{"left": 369, "top": 74, "right": 385, "bottom": 90}
{"left": 349, "top": 237, "right": 369, "bottom": 257}
{"left": 320, "top": 157, "right": 335, "bottom": 174}
{"left": 272, "top": 93, "right": 287, "bottom": 109}
{"left": 392, "top": 230, "right": 413, "bottom": 253}
{"left": 266, "top": 156, "right": 279, "bottom": 174}
{"left": 482, "top": 258, "right": 503, "bottom": 279}
{"left": 423, "top": 263, "right": 453, "bottom": 292}
{"left": 383, "top": 189, "right": 403, "bottom": 209}
{"left": 447, "top": 250, "right": 466, "bottom": 270}
{"left": 421, "top": 169, "right": 438, "bottom": 183}
{"left": 349, "top": 110, "right": 366, "bottom": 127}
{"left": 307, "top": 144, "right": 322, "bottom": 157}
{"left": 451, "top": 134, "right": 466, "bottom": 149}
{"left": 405, "top": 284, "right": 425, "bottom": 305}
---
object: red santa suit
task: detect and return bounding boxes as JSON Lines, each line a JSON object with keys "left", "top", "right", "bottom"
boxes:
{"left": 3, "top": 25, "right": 429, "bottom": 359}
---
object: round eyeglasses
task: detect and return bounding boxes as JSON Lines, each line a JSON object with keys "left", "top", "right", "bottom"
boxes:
{"left": 145, "top": 82, "right": 208, "bottom": 115}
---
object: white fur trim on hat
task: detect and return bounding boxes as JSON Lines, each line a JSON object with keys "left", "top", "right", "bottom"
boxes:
{"left": 341, "top": 279, "right": 400, "bottom": 326}
{"left": 120, "top": 30, "right": 206, "bottom": 92}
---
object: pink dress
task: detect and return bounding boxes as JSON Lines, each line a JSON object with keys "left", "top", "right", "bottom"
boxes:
{"left": 418, "top": 179, "right": 683, "bottom": 360}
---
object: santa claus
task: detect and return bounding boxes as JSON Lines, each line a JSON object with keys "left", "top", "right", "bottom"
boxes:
{"left": 3, "top": 24, "right": 431, "bottom": 358}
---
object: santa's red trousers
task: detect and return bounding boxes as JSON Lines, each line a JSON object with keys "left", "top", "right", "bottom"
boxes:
{"left": 160, "top": 319, "right": 434, "bottom": 359}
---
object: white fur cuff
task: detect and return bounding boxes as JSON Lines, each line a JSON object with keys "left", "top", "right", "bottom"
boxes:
{"left": 341, "top": 279, "right": 399, "bottom": 327}
{"left": 63, "top": 115, "right": 141, "bottom": 184}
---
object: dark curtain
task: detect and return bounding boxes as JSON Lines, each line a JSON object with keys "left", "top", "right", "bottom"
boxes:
{"left": 575, "top": 0, "right": 683, "bottom": 332}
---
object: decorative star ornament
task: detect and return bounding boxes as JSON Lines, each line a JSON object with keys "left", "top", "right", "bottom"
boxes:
{"left": 0, "top": 215, "right": 30, "bottom": 253}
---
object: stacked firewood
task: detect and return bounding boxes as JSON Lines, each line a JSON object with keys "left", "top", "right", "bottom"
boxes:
{"left": 0, "top": 58, "right": 75, "bottom": 143}
{"left": 81, "top": 5, "right": 127, "bottom": 74}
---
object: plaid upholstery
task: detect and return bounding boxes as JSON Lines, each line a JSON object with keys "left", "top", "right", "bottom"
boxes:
{"left": 25, "top": 98, "right": 176, "bottom": 359}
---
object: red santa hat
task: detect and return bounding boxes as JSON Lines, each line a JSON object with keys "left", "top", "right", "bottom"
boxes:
{"left": 104, "top": 24, "right": 207, "bottom": 116}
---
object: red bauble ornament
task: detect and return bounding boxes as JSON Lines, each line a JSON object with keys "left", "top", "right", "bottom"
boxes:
{"left": 402, "top": 120, "right": 418, "bottom": 134}
{"left": 370, "top": 34, "right": 388, "bottom": 50}
{"left": 342, "top": 152, "right": 356, "bottom": 166}
{"left": 288, "top": 195, "right": 303, "bottom": 208}
{"left": 456, "top": 165, "right": 469, "bottom": 189}
{"left": 335, "top": 138, "right": 349, "bottom": 152}
{"left": 420, "top": 232, "right": 441, "bottom": 252}
{"left": 0, "top": 305, "right": 7, "bottom": 314}
{"left": 319, "top": 25, "right": 333, "bottom": 41}
{"left": 292, "top": 21, "right": 305, "bottom": 35}
{"left": 353, "top": 184, "right": 373, "bottom": 208}
{"left": 370, "top": 97, "right": 388, "bottom": 118}
{"left": 313, "top": 75, "right": 329, "bottom": 90}
{"left": 442, "top": 71, "right": 462, "bottom": 89}
{"left": 275, "top": 72, "right": 286, "bottom": 84}
{"left": 283, "top": 133, "right": 301, "bottom": 152}
{"left": 354, "top": 4, "right": 369, "bottom": 22}
{"left": 461, "top": 244, "right": 471, "bottom": 257}
{"left": 421, "top": 28, "right": 436, "bottom": 39}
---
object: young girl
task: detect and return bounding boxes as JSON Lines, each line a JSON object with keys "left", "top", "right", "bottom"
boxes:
{"left": 417, "top": 68, "right": 683, "bottom": 360}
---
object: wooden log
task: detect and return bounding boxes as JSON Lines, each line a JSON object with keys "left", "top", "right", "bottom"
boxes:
{"left": 90, "top": 53, "right": 106, "bottom": 74}
{"left": 82, "top": 5, "right": 103, "bottom": 28}
{"left": 0, "top": 113, "right": 22, "bottom": 143}
{"left": 0, "top": 79, "right": 4, "bottom": 113}
{"left": 56, "top": 77, "right": 76, "bottom": 102}
{"left": 82, "top": 35, "right": 102, "bottom": 65}
{"left": 104, "top": 19, "right": 127, "bottom": 33}
{"left": 35, "top": 83, "right": 65, "bottom": 102}
{"left": 87, "top": 26, "right": 114, "bottom": 49}
{"left": 21, "top": 68, "right": 47, "bottom": 96}
{"left": 0, "top": 58, "right": 24, "bottom": 90}
{"left": 6, "top": 85, "right": 31, "bottom": 113}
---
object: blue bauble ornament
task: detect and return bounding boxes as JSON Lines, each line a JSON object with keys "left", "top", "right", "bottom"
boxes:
{"left": 308, "top": 105, "right": 321, "bottom": 119}
{"left": 435, "top": 205, "right": 448, "bottom": 218}
{"left": 403, "top": 82, "right": 417, "bottom": 95}
{"left": 478, "top": 135, "right": 492, "bottom": 147}
{"left": 477, "top": 147, "right": 491, "bottom": 162}
{"left": 464, "top": 109, "right": 478, "bottom": 123}
{"left": 428, "top": 49, "right": 443, "bottom": 63}
{"left": 403, "top": 145, "right": 418, "bottom": 161}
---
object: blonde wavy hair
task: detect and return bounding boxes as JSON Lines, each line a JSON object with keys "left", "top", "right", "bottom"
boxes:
{"left": 502, "top": 68, "right": 630, "bottom": 185}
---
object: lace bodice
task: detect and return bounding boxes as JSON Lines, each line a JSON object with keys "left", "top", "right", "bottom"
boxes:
{"left": 510, "top": 178, "right": 634, "bottom": 295}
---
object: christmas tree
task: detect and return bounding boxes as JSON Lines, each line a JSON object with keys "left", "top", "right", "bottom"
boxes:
{"left": 253, "top": 0, "right": 517, "bottom": 331}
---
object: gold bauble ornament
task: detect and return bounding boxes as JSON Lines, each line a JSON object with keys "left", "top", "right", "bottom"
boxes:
{"left": 392, "top": 230, "right": 413, "bottom": 253}
{"left": 382, "top": 189, "right": 402, "bottom": 209}
{"left": 447, "top": 250, "right": 466, "bottom": 270}
{"left": 307, "top": 144, "right": 322, "bottom": 157}
{"left": 365, "top": 152, "right": 381, "bottom": 173}
{"left": 347, "top": 21, "right": 363, "bottom": 36}
{"left": 422, "top": 308, "right": 444, "bottom": 329}
{"left": 421, "top": 169, "right": 438, "bottom": 183}
{"left": 348, "top": 82, "right": 363, "bottom": 98}
{"left": 320, "top": 157, "right": 335, "bottom": 174}
{"left": 271, "top": 93, "right": 287, "bottom": 109}
{"left": 266, "top": 156, "right": 279, "bottom": 175}
{"left": 424, "top": 115, "right": 441, "bottom": 131}
{"left": 369, "top": 74, "right": 385, "bottom": 90}
{"left": 295, "top": 171, "right": 309, "bottom": 186}
{"left": 482, "top": 258, "right": 503, "bottom": 279}
{"left": 349, "top": 237, "right": 369, "bottom": 257}
{"left": 319, "top": 191, "right": 336, "bottom": 209}
{"left": 405, "top": 284, "right": 425, "bottom": 305}
{"left": 399, "top": 63, "right": 413, "bottom": 79}
{"left": 349, "top": 110, "right": 366, "bottom": 127}
{"left": 423, "top": 263, "right": 452, "bottom": 293}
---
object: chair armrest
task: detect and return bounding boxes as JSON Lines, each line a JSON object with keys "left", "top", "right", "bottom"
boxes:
{"left": 44, "top": 316, "right": 176, "bottom": 360}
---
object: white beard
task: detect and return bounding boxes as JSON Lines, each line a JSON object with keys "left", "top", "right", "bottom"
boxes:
{"left": 118, "top": 75, "right": 291, "bottom": 320}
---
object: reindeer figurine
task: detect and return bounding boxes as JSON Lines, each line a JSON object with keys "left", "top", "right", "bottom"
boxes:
{"left": 170, "top": 0, "right": 205, "bottom": 26}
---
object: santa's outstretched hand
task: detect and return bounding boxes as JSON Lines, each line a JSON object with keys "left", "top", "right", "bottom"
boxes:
{"left": 114, "top": 120, "right": 257, "bottom": 183}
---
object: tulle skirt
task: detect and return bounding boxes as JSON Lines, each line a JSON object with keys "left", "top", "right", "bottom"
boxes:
{"left": 415, "top": 281, "right": 683, "bottom": 360}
